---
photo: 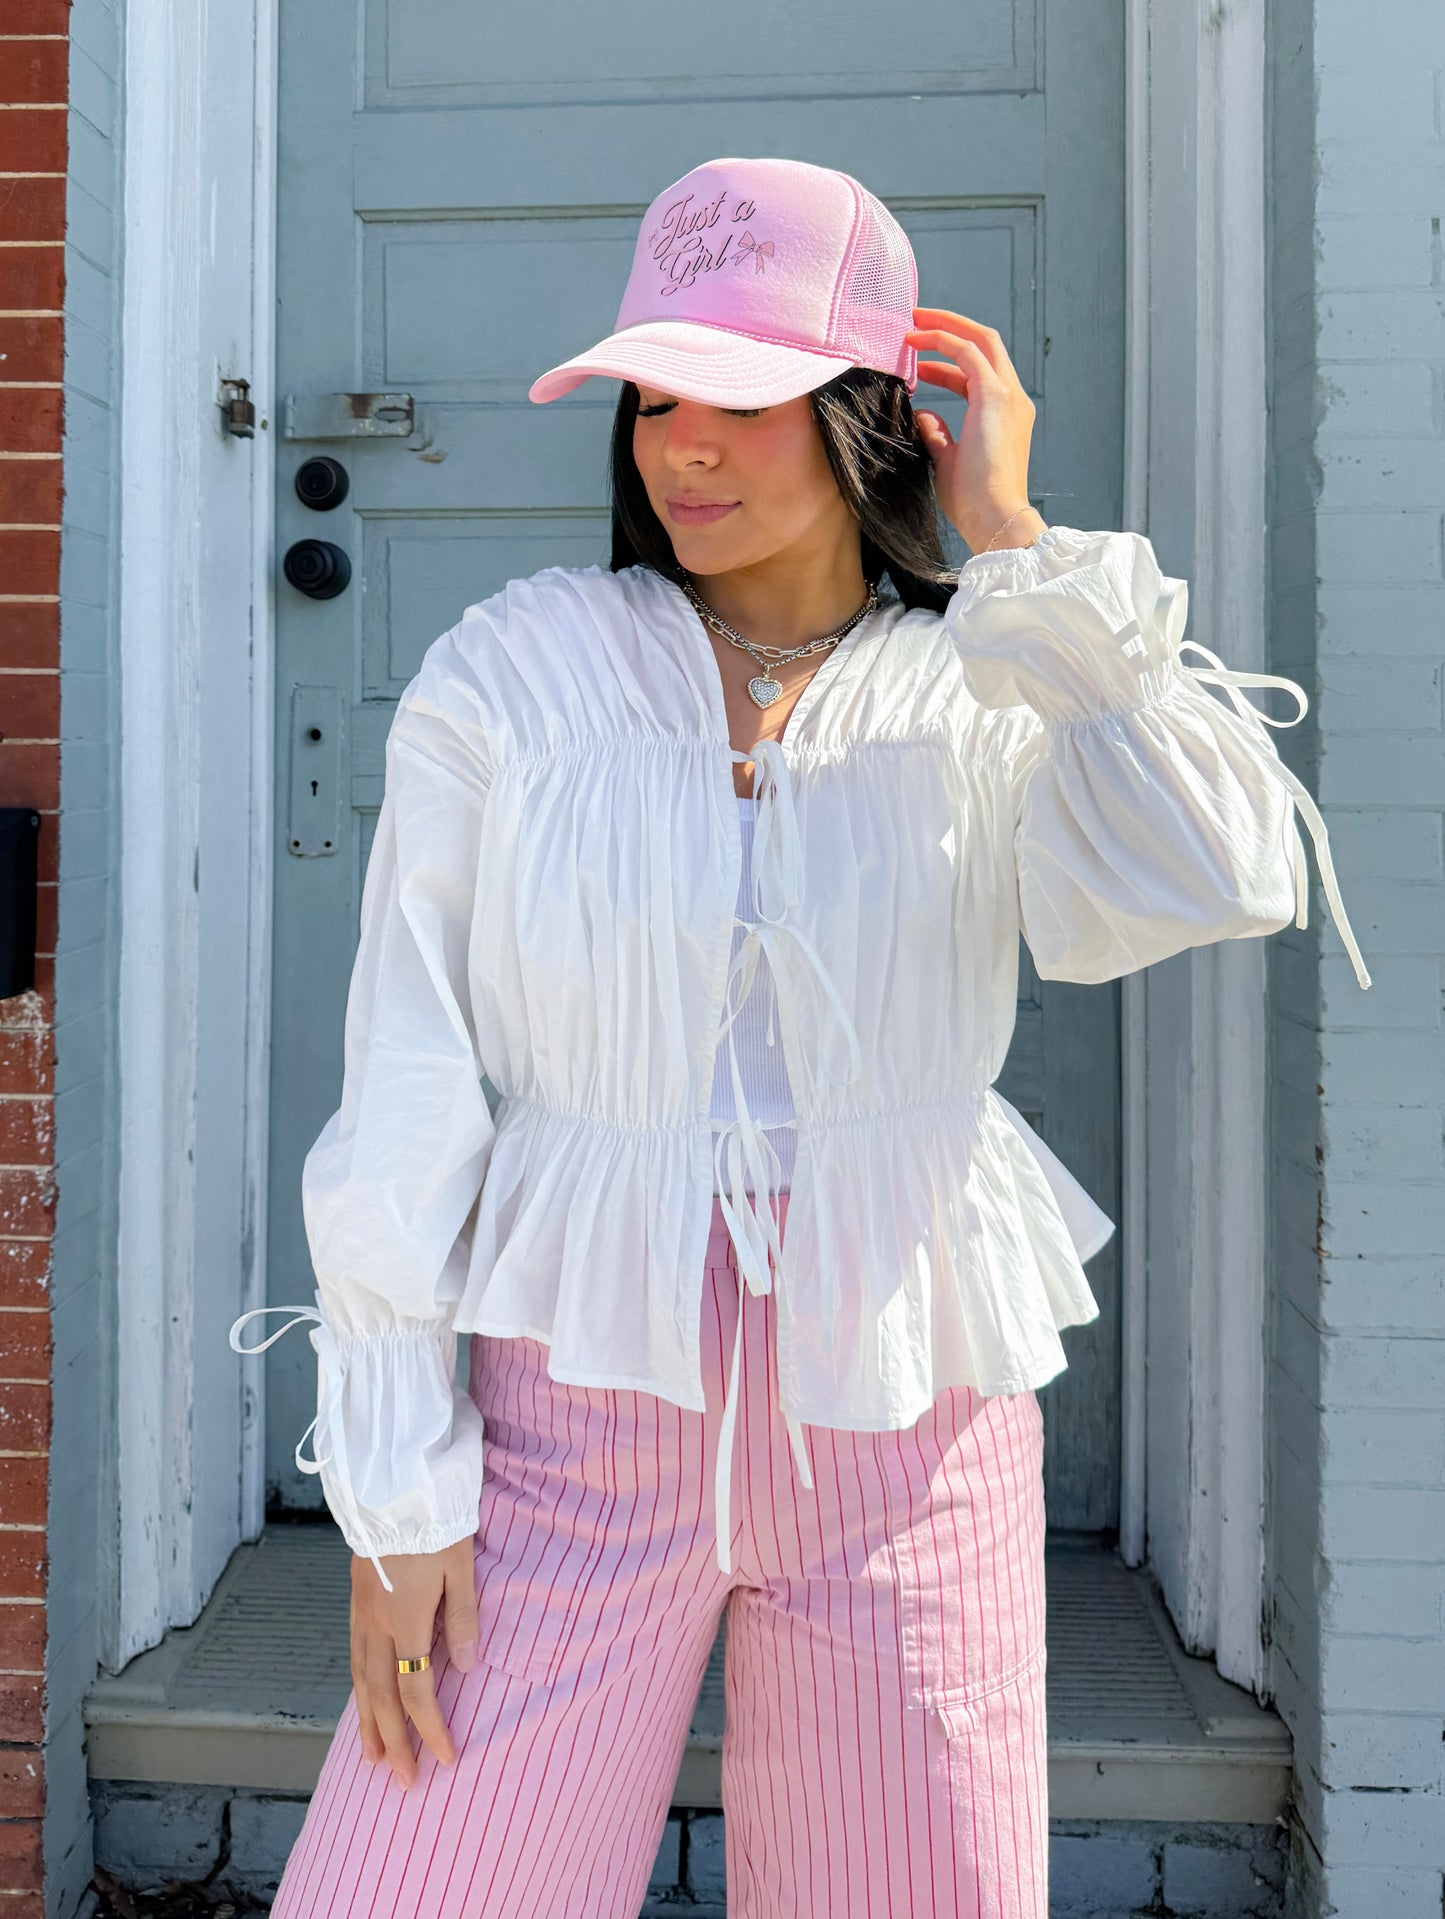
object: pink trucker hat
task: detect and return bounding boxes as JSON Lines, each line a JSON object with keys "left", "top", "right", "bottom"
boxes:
{"left": 527, "top": 156, "right": 918, "bottom": 408}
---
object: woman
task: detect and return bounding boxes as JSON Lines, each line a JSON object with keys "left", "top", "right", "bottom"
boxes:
{"left": 232, "top": 156, "right": 1370, "bottom": 1917}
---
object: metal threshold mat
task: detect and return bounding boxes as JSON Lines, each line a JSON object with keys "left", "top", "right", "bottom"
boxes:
{"left": 85, "top": 1526, "right": 1290, "bottom": 1823}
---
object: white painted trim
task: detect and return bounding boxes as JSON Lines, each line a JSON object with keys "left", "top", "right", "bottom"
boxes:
{"left": 113, "top": 0, "right": 202, "bottom": 1668}
{"left": 1190, "top": 945, "right": 1270, "bottom": 1689}
{"left": 1120, "top": 974, "right": 1148, "bottom": 1568}
{"left": 1118, "top": 0, "right": 1153, "bottom": 1573}
{"left": 239, "top": 0, "right": 281, "bottom": 1548}
{"left": 1134, "top": 0, "right": 1271, "bottom": 1691}
{"left": 109, "top": 0, "right": 278, "bottom": 1667}
{"left": 1185, "top": 0, "right": 1271, "bottom": 1693}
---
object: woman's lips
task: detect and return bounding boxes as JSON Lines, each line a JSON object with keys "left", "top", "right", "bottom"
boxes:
{"left": 666, "top": 499, "right": 739, "bottom": 526}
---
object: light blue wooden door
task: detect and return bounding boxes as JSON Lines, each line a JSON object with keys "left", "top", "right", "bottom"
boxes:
{"left": 268, "top": 0, "right": 1127, "bottom": 1531}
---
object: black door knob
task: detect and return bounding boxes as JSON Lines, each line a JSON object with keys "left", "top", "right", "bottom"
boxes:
{"left": 294, "top": 456, "right": 350, "bottom": 511}
{"left": 283, "top": 540, "right": 351, "bottom": 599}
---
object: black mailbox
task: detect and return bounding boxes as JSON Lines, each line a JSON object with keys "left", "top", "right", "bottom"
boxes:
{"left": 0, "top": 808, "right": 41, "bottom": 999}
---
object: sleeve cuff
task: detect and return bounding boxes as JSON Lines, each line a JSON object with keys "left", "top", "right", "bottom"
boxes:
{"left": 945, "top": 525, "right": 1189, "bottom": 726}
{"left": 335, "top": 1501, "right": 482, "bottom": 1568}
{"left": 229, "top": 1301, "right": 485, "bottom": 1593}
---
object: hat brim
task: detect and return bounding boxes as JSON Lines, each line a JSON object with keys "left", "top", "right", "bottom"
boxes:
{"left": 527, "top": 320, "right": 859, "bottom": 407}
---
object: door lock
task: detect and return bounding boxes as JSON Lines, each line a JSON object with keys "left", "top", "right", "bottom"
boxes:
{"left": 294, "top": 457, "right": 350, "bottom": 511}
{"left": 283, "top": 540, "right": 351, "bottom": 599}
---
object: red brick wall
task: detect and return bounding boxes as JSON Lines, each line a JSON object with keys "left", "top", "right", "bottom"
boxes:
{"left": 0, "top": 6, "right": 68, "bottom": 1911}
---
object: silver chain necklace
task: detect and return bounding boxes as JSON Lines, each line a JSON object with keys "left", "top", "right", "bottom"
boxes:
{"left": 677, "top": 574, "right": 880, "bottom": 710}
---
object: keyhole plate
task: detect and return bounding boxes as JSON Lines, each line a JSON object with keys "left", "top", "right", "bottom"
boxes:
{"left": 288, "top": 685, "right": 343, "bottom": 858}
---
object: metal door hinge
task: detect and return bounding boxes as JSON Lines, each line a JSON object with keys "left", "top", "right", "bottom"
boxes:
{"left": 283, "top": 392, "right": 415, "bottom": 440}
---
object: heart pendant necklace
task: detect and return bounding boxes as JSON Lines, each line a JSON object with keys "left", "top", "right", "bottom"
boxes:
{"left": 676, "top": 574, "right": 880, "bottom": 709}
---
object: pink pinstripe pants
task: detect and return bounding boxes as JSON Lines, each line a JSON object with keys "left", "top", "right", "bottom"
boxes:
{"left": 271, "top": 1194, "right": 1050, "bottom": 1918}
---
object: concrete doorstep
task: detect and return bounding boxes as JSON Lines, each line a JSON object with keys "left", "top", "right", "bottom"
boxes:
{"left": 86, "top": 1529, "right": 1293, "bottom": 1915}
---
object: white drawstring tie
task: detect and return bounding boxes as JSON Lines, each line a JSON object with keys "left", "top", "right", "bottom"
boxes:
{"left": 1113, "top": 583, "right": 1369, "bottom": 991}
{"left": 707, "top": 741, "right": 864, "bottom": 1577}
{"left": 1166, "top": 631, "right": 1371, "bottom": 990}
{"left": 227, "top": 1300, "right": 397, "bottom": 1593}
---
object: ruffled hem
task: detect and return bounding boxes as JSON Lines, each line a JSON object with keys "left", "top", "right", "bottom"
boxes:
{"left": 775, "top": 1088, "right": 1106, "bottom": 1424}
{"left": 957, "top": 521, "right": 1097, "bottom": 575}
{"left": 987, "top": 1088, "right": 1116, "bottom": 1264}
{"left": 458, "top": 1086, "right": 1109, "bottom": 1431}
{"left": 459, "top": 1092, "right": 711, "bottom": 1409}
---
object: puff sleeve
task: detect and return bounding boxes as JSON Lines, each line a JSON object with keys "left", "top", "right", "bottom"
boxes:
{"left": 229, "top": 632, "right": 497, "bottom": 1587}
{"left": 944, "top": 525, "right": 1372, "bottom": 991}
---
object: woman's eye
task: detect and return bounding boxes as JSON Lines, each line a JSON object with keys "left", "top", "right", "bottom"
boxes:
{"left": 633, "top": 397, "right": 767, "bottom": 416}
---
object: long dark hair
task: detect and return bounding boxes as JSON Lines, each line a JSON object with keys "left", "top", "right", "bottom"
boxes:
{"left": 607, "top": 368, "right": 961, "bottom": 614}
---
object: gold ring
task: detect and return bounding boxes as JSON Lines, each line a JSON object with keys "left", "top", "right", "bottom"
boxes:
{"left": 396, "top": 1653, "right": 431, "bottom": 1675}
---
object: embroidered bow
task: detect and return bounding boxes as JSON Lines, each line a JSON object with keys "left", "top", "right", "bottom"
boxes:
{"left": 735, "top": 231, "right": 775, "bottom": 273}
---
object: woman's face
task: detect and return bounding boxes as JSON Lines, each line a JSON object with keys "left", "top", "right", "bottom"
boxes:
{"left": 631, "top": 384, "right": 853, "bottom": 578}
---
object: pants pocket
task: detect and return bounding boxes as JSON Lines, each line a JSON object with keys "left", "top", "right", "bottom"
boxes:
{"left": 468, "top": 1334, "right": 689, "bottom": 1694}
{"left": 877, "top": 1385, "right": 1047, "bottom": 1714}
{"left": 473, "top": 1505, "right": 620, "bottom": 1690}
{"left": 932, "top": 1639, "right": 1048, "bottom": 1740}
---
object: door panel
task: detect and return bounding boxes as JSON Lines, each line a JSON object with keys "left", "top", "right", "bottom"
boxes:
{"left": 358, "top": 517, "right": 607, "bottom": 697}
{"left": 269, "top": 0, "right": 1125, "bottom": 1532}
{"left": 362, "top": 0, "right": 1035, "bottom": 103}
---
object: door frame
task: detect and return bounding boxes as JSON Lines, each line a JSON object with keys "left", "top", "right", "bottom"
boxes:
{"left": 1123, "top": 0, "right": 1275, "bottom": 1695}
{"left": 105, "top": 0, "right": 1272, "bottom": 1686}
{"left": 106, "top": 0, "right": 278, "bottom": 1666}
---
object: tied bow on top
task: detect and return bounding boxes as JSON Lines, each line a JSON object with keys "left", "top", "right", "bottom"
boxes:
{"left": 708, "top": 739, "right": 864, "bottom": 1575}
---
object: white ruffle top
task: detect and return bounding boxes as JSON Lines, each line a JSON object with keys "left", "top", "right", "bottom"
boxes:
{"left": 230, "top": 525, "right": 1371, "bottom": 1586}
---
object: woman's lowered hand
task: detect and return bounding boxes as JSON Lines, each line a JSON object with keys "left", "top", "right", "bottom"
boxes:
{"left": 350, "top": 1537, "right": 479, "bottom": 1789}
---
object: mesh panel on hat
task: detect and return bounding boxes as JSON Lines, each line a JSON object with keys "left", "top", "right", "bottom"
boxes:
{"left": 833, "top": 188, "right": 918, "bottom": 382}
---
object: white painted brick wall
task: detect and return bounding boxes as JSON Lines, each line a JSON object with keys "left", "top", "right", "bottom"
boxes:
{"left": 1266, "top": 7, "right": 1445, "bottom": 1914}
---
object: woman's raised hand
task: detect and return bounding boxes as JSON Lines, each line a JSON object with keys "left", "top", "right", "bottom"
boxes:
{"left": 904, "top": 305, "right": 1043, "bottom": 554}
{"left": 350, "top": 1537, "right": 479, "bottom": 1789}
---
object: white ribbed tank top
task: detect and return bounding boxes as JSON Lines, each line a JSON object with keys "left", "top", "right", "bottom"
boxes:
{"left": 709, "top": 795, "right": 797, "bottom": 1193}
